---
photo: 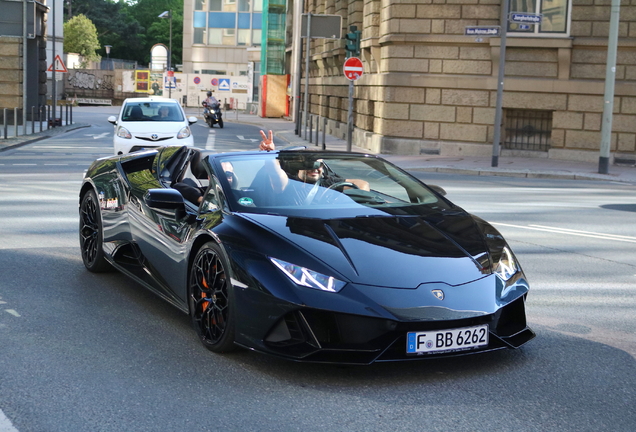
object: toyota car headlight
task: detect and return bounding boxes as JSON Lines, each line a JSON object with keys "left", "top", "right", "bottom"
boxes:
{"left": 493, "top": 246, "right": 518, "bottom": 281}
{"left": 117, "top": 127, "right": 132, "bottom": 139}
{"left": 270, "top": 258, "right": 346, "bottom": 293}
{"left": 177, "top": 126, "right": 191, "bottom": 139}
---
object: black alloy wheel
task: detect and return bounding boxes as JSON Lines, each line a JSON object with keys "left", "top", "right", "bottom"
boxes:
{"left": 79, "top": 190, "right": 111, "bottom": 272}
{"left": 189, "top": 242, "right": 236, "bottom": 352}
{"left": 218, "top": 118, "right": 224, "bottom": 128}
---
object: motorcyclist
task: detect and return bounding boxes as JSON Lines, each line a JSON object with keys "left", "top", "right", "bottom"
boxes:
{"left": 203, "top": 91, "right": 219, "bottom": 112}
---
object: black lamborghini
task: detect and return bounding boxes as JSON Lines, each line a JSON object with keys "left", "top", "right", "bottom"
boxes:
{"left": 79, "top": 145, "right": 535, "bottom": 364}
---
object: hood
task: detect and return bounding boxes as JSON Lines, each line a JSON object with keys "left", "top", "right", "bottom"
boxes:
{"left": 122, "top": 121, "right": 187, "bottom": 135}
{"left": 242, "top": 212, "right": 491, "bottom": 288}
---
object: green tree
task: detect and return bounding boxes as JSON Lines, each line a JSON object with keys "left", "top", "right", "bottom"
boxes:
{"left": 63, "top": 14, "right": 101, "bottom": 67}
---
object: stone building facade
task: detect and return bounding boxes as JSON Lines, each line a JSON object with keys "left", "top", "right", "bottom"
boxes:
{"left": 298, "top": 0, "right": 636, "bottom": 163}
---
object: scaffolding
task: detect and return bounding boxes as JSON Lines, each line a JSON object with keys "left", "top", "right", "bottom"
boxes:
{"left": 261, "top": 0, "right": 286, "bottom": 75}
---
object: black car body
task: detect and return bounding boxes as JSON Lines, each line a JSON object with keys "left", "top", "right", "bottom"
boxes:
{"left": 79, "top": 146, "right": 535, "bottom": 364}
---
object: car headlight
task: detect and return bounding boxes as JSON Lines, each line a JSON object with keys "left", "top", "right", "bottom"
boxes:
{"left": 117, "top": 127, "right": 132, "bottom": 139}
{"left": 270, "top": 258, "right": 346, "bottom": 293}
{"left": 493, "top": 246, "right": 518, "bottom": 281}
{"left": 177, "top": 126, "right": 191, "bottom": 139}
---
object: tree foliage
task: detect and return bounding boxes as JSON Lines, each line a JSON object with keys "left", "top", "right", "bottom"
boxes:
{"left": 65, "top": 0, "right": 184, "bottom": 68}
{"left": 63, "top": 14, "right": 101, "bottom": 67}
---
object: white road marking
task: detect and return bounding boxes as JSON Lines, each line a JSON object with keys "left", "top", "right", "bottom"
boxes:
{"left": 4, "top": 309, "right": 20, "bottom": 317}
{"left": 205, "top": 129, "right": 216, "bottom": 150}
{"left": 494, "top": 222, "right": 636, "bottom": 243}
{"left": 86, "top": 132, "right": 109, "bottom": 139}
{"left": 237, "top": 135, "right": 258, "bottom": 142}
{"left": 0, "top": 409, "right": 19, "bottom": 432}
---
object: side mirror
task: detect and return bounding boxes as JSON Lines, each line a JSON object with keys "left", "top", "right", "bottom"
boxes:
{"left": 107, "top": 116, "right": 117, "bottom": 125}
{"left": 188, "top": 116, "right": 198, "bottom": 125}
{"left": 428, "top": 185, "right": 447, "bottom": 196}
{"left": 144, "top": 188, "right": 185, "bottom": 211}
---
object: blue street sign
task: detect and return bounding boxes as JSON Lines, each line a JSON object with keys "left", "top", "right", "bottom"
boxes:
{"left": 465, "top": 26, "right": 501, "bottom": 36}
{"left": 509, "top": 13, "right": 542, "bottom": 24}
{"left": 218, "top": 78, "right": 230, "bottom": 91}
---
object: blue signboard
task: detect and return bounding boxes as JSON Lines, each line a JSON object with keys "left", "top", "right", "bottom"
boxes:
{"left": 465, "top": 26, "right": 501, "bottom": 36}
{"left": 218, "top": 78, "right": 230, "bottom": 91}
{"left": 509, "top": 13, "right": 542, "bottom": 24}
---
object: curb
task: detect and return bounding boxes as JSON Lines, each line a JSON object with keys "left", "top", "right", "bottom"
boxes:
{"left": 0, "top": 124, "right": 91, "bottom": 153}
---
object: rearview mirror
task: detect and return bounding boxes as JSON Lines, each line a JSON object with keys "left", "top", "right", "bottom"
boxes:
{"left": 107, "top": 116, "right": 117, "bottom": 125}
{"left": 428, "top": 185, "right": 447, "bottom": 196}
{"left": 188, "top": 116, "right": 198, "bottom": 125}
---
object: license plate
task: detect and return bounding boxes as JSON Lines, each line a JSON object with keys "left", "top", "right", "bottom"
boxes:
{"left": 406, "top": 324, "right": 489, "bottom": 354}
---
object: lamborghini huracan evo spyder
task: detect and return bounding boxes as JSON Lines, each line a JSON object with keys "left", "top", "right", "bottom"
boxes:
{"left": 79, "top": 146, "right": 535, "bottom": 364}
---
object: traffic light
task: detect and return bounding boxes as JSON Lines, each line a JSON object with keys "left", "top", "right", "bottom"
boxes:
{"left": 344, "top": 26, "right": 361, "bottom": 58}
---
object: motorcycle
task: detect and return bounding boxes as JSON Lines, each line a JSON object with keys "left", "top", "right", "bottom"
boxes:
{"left": 202, "top": 101, "right": 223, "bottom": 128}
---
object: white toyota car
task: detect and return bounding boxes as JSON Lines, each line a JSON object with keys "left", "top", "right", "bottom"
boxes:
{"left": 108, "top": 97, "right": 198, "bottom": 155}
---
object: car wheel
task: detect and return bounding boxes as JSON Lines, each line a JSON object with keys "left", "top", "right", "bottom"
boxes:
{"left": 79, "top": 190, "right": 112, "bottom": 272}
{"left": 219, "top": 119, "right": 224, "bottom": 128}
{"left": 188, "top": 242, "right": 236, "bottom": 353}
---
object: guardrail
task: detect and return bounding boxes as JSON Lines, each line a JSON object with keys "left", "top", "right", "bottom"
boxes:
{"left": 1, "top": 105, "right": 73, "bottom": 139}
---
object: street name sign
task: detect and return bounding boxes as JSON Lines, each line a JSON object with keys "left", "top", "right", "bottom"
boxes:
{"left": 344, "top": 57, "right": 363, "bottom": 81}
{"left": 509, "top": 13, "right": 543, "bottom": 24}
{"left": 464, "top": 26, "right": 501, "bottom": 36}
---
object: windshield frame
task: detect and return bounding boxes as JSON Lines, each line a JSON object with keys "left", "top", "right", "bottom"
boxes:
{"left": 205, "top": 151, "right": 454, "bottom": 218}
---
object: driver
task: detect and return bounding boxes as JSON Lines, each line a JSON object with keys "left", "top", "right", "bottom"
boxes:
{"left": 259, "top": 129, "right": 369, "bottom": 191}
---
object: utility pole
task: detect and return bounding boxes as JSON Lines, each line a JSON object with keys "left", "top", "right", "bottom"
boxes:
{"left": 599, "top": 0, "right": 621, "bottom": 174}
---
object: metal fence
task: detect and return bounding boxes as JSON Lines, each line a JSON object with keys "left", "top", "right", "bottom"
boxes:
{"left": 503, "top": 109, "right": 553, "bottom": 152}
{"left": 2, "top": 105, "right": 73, "bottom": 139}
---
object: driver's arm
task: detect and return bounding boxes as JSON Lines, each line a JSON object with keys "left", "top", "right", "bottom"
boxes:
{"left": 345, "top": 178, "right": 370, "bottom": 191}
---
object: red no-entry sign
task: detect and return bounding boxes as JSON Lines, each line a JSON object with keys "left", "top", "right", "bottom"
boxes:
{"left": 344, "top": 57, "right": 363, "bottom": 81}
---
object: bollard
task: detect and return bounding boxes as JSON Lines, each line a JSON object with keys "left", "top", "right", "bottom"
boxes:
{"left": 70, "top": 104, "right": 73, "bottom": 124}
{"left": 309, "top": 115, "right": 313, "bottom": 144}
{"left": 14, "top": 108, "right": 18, "bottom": 137}
{"left": 3, "top": 108, "right": 7, "bottom": 139}
{"left": 46, "top": 105, "right": 50, "bottom": 130}
{"left": 31, "top": 106, "right": 35, "bottom": 134}
{"left": 315, "top": 116, "right": 319, "bottom": 146}
{"left": 39, "top": 106, "right": 43, "bottom": 132}
{"left": 65, "top": 104, "right": 69, "bottom": 126}
{"left": 60, "top": 105, "right": 63, "bottom": 125}
{"left": 322, "top": 117, "right": 327, "bottom": 150}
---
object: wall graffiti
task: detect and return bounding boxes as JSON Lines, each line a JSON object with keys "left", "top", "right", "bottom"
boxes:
{"left": 67, "top": 71, "right": 114, "bottom": 91}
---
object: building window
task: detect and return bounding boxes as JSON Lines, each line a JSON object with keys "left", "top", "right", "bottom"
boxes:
{"left": 223, "top": 28, "right": 236, "bottom": 45}
{"left": 195, "top": 0, "right": 207, "bottom": 11}
{"left": 194, "top": 28, "right": 206, "bottom": 44}
{"left": 208, "top": 28, "right": 223, "bottom": 44}
{"left": 508, "top": 0, "right": 569, "bottom": 35}
{"left": 238, "top": 0, "right": 250, "bottom": 12}
{"left": 238, "top": 29, "right": 251, "bottom": 45}
{"left": 503, "top": 109, "right": 553, "bottom": 152}
{"left": 202, "top": 69, "right": 227, "bottom": 75}
{"left": 252, "top": 29, "right": 262, "bottom": 46}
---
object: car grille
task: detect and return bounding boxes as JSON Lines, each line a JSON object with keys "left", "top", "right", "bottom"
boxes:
{"left": 135, "top": 136, "right": 173, "bottom": 142}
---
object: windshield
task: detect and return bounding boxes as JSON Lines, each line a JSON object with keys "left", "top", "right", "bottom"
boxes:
{"left": 121, "top": 101, "right": 184, "bottom": 122}
{"left": 207, "top": 152, "right": 453, "bottom": 217}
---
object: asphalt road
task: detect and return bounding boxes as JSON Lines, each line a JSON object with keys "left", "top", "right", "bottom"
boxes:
{"left": 0, "top": 107, "right": 634, "bottom": 432}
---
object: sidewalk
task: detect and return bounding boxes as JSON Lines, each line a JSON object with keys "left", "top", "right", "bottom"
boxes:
{"left": 224, "top": 110, "right": 636, "bottom": 185}
{"left": 0, "top": 121, "right": 90, "bottom": 152}
{"left": 2, "top": 109, "right": 635, "bottom": 185}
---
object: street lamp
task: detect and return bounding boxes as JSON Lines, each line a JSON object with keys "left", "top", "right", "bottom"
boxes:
{"left": 104, "top": 45, "right": 112, "bottom": 70}
{"left": 158, "top": 10, "right": 173, "bottom": 98}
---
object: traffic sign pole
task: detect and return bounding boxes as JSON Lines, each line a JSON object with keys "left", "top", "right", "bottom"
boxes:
{"left": 491, "top": 0, "right": 510, "bottom": 168}
{"left": 343, "top": 57, "right": 363, "bottom": 151}
{"left": 347, "top": 80, "right": 354, "bottom": 152}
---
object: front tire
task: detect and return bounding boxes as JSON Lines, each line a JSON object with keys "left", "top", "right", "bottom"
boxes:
{"left": 188, "top": 242, "right": 236, "bottom": 353}
{"left": 218, "top": 118, "right": 224, "bottom": 128}
{"left": 79, "top": 190, "right": 112, "bottom": 272}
